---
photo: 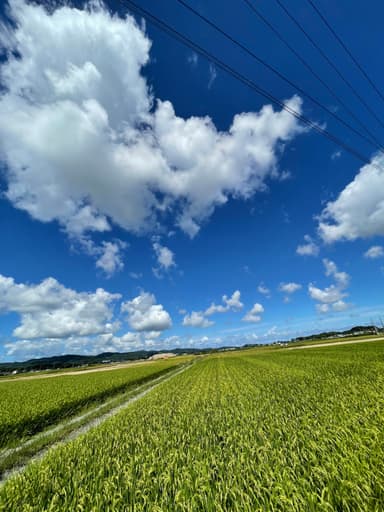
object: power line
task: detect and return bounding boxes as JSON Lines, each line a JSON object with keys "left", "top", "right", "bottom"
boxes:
{"left": 305, "top": 0, "right": 384, "bottom": 106}
{"left": 121, "top": 0, "right": 378, "bottom": 171}
{"left": 174, "top": 0, "right": 384, "bottom": 154}
{"left": 274, "top": 0, "right": 384, "bottom": 132}
{"left": 241, "top": 0, "right": 384, "bottom": 153}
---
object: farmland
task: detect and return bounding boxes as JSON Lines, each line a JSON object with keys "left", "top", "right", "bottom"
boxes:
{"left": 0, "top": 358, "right": 183, "bottom": 449}
{"left": 1, "top": 341, "right": 384, "bottom": 510}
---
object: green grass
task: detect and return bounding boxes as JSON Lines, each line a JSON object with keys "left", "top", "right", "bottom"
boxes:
{"left": 2, "top": 342, "right": 384, "bottom": 510}
{"left": 0, "top": 358, "right": 183, "bottom": 449}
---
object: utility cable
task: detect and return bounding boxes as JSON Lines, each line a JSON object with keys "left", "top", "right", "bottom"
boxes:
{"left": 174, "top": 0, "right": 384, "bottom": 153}
{"left": 275, "top": 0, "right": 384, "bottom": 132}
{"left": 121, "top": 0, "right": 380, "bottom": 171}
{"left": 305, "top": 0, "right": 384, "bottom": 106}
{"left": 241, "top": 0, "right": 384, "bottom": 152}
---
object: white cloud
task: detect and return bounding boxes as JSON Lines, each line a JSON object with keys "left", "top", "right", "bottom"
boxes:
{"left": 279, "top": 282, "right": 302, "bottom": 294}
{"left": 331, "top": 150, "right": 342, "bottom": 160}
{"left": 95, "top": 240, "right": 126, "bottom": 276}
{"left": 223, "top": 290, "right": 243, "bottom": 310}
{"left": 0, "top": 0, "right": 303, "bottom": 251}
{"left": 187, "top": 52, "right": 198, "bottom": 67}
{"left": 364, "top": 245, "right": 384, "bottom": 259}
{"left": 204, "top": 303, "right": 227, "bottom": 316}
{"left": 323, "top": 258, "right": 349, "bottom": 288}
{"left": 205, "top": 290, "right": 243, "bottom": 316}
{"left": 208, "top": 63, "right": 217, "bottom": 89}
{"left": 308, "top": 259, "right": 351, "bottom": 313}
{"left": 309, "top": 284, "right": 345, "bottom": 304}
{"left": 75, "top": 237, "right": 127, "bottom": 276}
{"left": 0, "top": 274, "right": 120, "bottom": 339}
{"left": 181, "top": 290, "right": 243, "bottom": 328}
{"left": 296, "top": 235, "right": 319, "bottom": 256}
{"left": 319, "top": 155, "right": 384, "bottom": 242}
{"left": 121, "top": 292, "right": 172, "bottom": 332}
{"left": 182, "top": 311, "right": 214, "bottom": 328}
{"left": 257, "top": 284, "right": 270, "bottom": 296}
{"left": 316, "top": 303, "right": 330, "bottom": 314}
{"left": 129, "top": 272, "right": 142, "bottom": 279}
{"left": 242, "top": 303, "right": 264, "bottom": 323}
{"left": 332, "top": 300, "right": 349, "bottom": 312}
{"left": 152, "top": 242, "right": 175, "bottom": 278}
{"left": 3, "top": 330, "right": 158, "bottom": 360}
{"left": 316, "top": 300, "right": 350, "bottom": 314}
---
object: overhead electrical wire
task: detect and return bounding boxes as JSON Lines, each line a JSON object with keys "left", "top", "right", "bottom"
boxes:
{"left": 240, "top": 0, "right": 384, "bottom": 152}
{"left": 274, "top": 0, "right": 384, "bottom": 132}
{"left": 173, "top": 0, "right": 384, "bottom": 154}
{"left": 121, "top": 0, "right": 380, "bottom": 171}
{"left": 305, "top": 0, "right": 384, "bottom": 106}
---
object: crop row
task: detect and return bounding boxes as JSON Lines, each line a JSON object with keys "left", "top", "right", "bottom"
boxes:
{"left": 1, "top": 342, "right": 384, "bottom": 510}
{"left": 0, "top": 359, "right": 182, "bottom": 449}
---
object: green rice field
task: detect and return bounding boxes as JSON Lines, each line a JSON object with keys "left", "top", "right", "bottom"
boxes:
{"left": 0, "top": 359, "right": 181, "bottom": 449}
{"left": 1, "top": 341, "right": 384, "bottom": 510}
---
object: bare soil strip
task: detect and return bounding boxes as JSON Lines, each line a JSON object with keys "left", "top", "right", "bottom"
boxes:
{"left": 287, "top": 336, "right": 384, "bottom": 350}
{"left": 0, "top": 363, "right": 192, "bottom": 485}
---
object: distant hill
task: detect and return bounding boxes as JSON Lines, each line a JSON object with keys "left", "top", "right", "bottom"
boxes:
{"left": 0, "top": 347, "right": 214, "bottom": 375}
{"left": 0, "top": 325, "right": 382, "bottom": 375}
{"left": 290, "top": 325, "right": 382, "bottom": 343}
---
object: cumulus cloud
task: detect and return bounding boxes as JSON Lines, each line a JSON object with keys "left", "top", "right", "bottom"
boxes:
{"left": 242, "top": 303, "right": 264, "bottom": 323}
{"left": 153, "top": 242, "right": 175, "bottom": 269}
{"left": 319, "top": 155, "right": 384, "bottom": 242}
{"left": 182, "top": 290, "right": 243, "bottom": 328}
{"left": 279, "top": 282, "right": 302, "bottom": 294}
{"left": 121, "top": 291, "right": 172, "bottom": 332}
{"left": 0, "top": 272, "right": 176, "bottom": 358}
{"left": 0, "top": 274, "right": 120, "bottom": 339}
{"left": 223, "top": 290, "right": 244, "bottom": 310}
{"left": 296, "top": 235, "right": 319, "bottom": 256}
{"left": 257, "top": 284, "right": 270, "bottom": 296}
{"left": 308, "top": 259, "right": 351, "bottom": 313}
{"left": 95, "top": 240, "right": 126, "bottom": 276}
{"left": 152, "top": 241, "right": 176, "bottom": 277}
{"left": 331, "top": 300, "right": 349, "bottom": 312}
{"left": 323, "top": 258, "right": 349, "bottom": 288}
{"left": 205, "top": 290, "right": 243, "bottom": 315}
{"left": 0, "top": 0, "right": 303, "bottom": 252}
{"left": 309, "top": 284, "right": 345, "bottom": 304}
{"left": 182, "top": 311, "right": 214, "bottom": 328}
{"left": 364, "top": 245, "right": 384, "bottom": 259}
{"left": 4, "top": 331, "right": 159, "bottom": 360}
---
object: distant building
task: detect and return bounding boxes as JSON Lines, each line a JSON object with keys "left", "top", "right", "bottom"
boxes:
{"left": 148, "top": 353, "right": 176, "bottom": 361}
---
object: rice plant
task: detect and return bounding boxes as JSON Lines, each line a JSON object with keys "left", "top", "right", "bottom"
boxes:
{"left": 1, "top": 342, "right": 384, "bottom": 510}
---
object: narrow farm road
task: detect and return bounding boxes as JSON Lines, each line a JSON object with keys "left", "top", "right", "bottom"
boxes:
{"left": 287, "top": 336, "right": 384, "bottom": 350}
{"left": 0, "top": 362, "right": 193, "bottom": 485}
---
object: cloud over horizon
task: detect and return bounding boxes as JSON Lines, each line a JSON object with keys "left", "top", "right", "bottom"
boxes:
{"left": 319, "top": 155, "right": 384, "bottom": 243}
{"left": 0, "top": 0, "right": 303, "bottom": 253}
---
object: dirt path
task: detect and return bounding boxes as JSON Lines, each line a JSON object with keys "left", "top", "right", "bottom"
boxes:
{"left": 0, "top": 362, "right": 192, "bottom": 485}
{"left": 287, "top": 336, "right": 384, "bottom": 350}
{"left": 0, "top": 358, "right": 168, "bottom": 383}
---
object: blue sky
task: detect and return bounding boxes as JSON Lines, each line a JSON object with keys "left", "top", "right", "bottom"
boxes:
{"left": 0, "top": 0, "right": 383, "bottom": 361}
